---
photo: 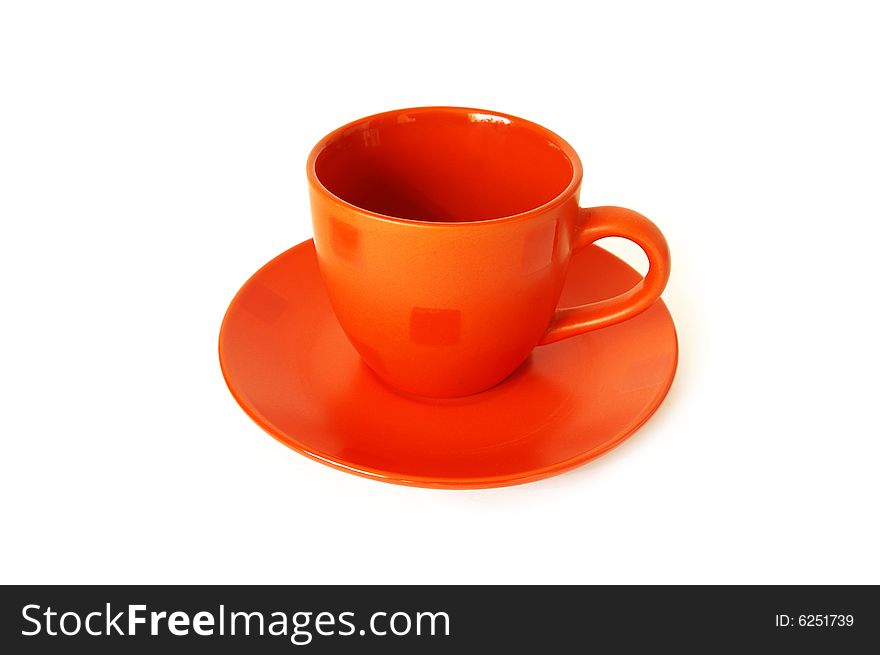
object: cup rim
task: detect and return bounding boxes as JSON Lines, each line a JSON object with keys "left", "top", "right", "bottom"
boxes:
{"left": 306, "top": 106, "right": 584, "bottom": 227}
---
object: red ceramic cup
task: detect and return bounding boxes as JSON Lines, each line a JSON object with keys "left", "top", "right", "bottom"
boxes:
{"left": 307, "top": 107, "right": 671, "bottom": 397}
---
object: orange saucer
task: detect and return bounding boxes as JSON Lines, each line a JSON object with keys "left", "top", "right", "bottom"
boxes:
{"left": 219, "top": 240, "right": 677, "bottom": 489}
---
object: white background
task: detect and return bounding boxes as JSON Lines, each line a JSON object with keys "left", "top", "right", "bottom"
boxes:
{"left": 2, "top": 1, "right": 878, "bottom": 584}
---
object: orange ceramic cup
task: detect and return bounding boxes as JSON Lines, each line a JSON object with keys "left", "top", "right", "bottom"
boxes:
{"left": 307, "top": 107, "right": 671, "bottom": 398}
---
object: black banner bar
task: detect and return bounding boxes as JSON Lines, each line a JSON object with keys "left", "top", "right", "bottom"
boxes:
{"left": 1, "top": 585, "right": 876, "bottom": 653}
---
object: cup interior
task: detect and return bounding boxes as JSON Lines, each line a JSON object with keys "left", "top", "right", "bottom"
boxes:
{"left": 311, "top": 108, "right": 576, "bottom": 223}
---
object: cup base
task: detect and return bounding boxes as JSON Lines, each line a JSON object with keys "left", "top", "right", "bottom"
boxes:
{"left": 359, "top": 354, "right": 537, "bottom": 403}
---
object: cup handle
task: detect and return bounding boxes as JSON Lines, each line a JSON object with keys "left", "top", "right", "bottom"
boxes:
{"left": 540, "top": 206, "right": 671, "bottom": 345}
